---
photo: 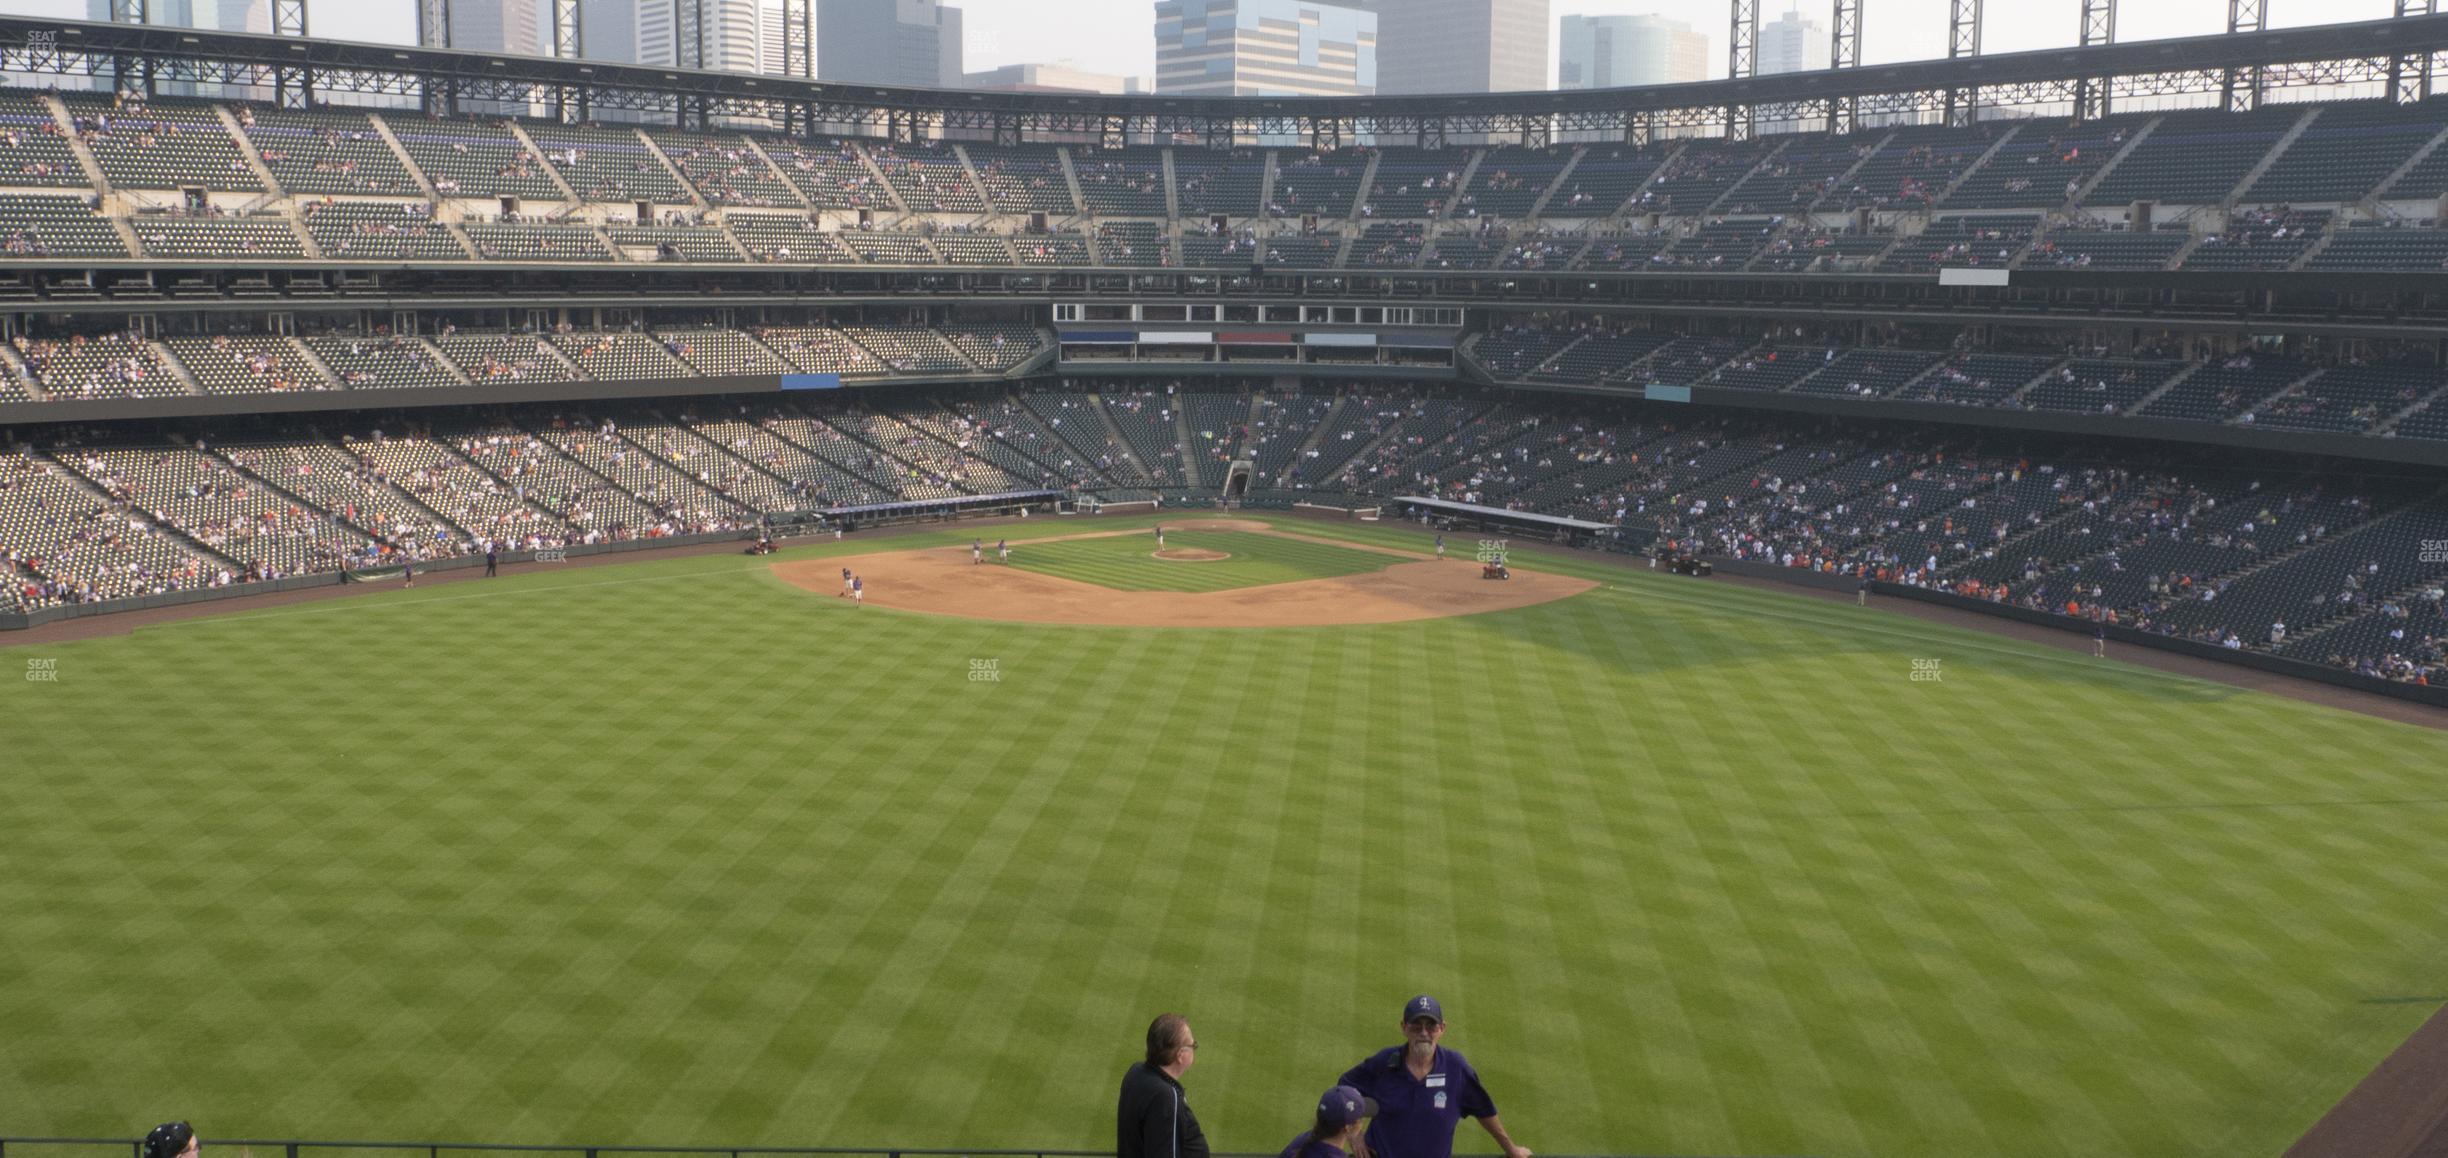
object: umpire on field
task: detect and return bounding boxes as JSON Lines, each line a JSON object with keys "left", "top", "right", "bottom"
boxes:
{"left": 1338, "top": 996, "right": 1529, "bottom": 1158}
{"left": 1120, "top": 1013, "right": 1210, "bottom": 1158}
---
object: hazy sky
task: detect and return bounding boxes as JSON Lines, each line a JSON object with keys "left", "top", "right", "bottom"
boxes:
{"left": 0, "top": 0, "right": 2412, "bottom": 90}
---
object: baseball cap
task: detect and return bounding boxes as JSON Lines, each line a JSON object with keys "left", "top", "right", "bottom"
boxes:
{"left": 1404, "top": 994, "right": 1444, "bottom": 1024}
{"left": 143, "top": 1122, "right": 194, "bottom": 1158}
{"left": 1318, "top": 1085, "right": 1368, "bottom": 1129}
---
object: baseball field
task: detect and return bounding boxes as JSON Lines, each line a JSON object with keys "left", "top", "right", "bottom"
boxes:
{"left": 3, "top": 512, "right": 2443, "bottom": 1158}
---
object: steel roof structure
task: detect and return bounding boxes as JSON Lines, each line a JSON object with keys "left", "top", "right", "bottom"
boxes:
{"left": 6, "top": 12, "right": 2448, "bottom": 145}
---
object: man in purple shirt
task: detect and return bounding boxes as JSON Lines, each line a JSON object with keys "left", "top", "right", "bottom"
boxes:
{"left": 1337, "top": 996, "right": 1529, "bottom": 1158}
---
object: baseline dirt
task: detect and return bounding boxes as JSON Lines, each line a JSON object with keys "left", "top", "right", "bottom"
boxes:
{"left": 773, "top": 518, "right": 1593, "bottom": 627}
{"left": 2285, "top": 1001, "right": 2448, "bottom": 1158}
{"left": 1152, "top": 548, "right": 1230, "bottom": 561}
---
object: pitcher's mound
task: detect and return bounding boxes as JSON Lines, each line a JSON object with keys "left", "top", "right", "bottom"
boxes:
{"left": 1153, "top": 548, "right": 1231, "bottom": 562}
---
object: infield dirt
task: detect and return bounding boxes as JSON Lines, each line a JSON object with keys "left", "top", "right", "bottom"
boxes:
{"left": 771, "top": 518, "right": 1595, "bottom": 627}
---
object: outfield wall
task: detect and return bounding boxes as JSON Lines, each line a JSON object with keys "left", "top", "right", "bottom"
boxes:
{"left": 0, "top": 532, "right": 756, "bottom": 632}
{"left": 1705, "top": 558, "right": 2448, "bottom": 710}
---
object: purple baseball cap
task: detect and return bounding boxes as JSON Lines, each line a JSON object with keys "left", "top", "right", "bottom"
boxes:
{"left": 1318, "top": 1085, "right": 1368, "bottom": 1129}
{"left": 1404, "top": 994, "right": 1444, "bottom": 1024}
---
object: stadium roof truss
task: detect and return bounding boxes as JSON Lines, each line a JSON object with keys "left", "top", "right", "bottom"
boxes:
{"left": 8, "top": 13, "right": 2448, "bottom": 144}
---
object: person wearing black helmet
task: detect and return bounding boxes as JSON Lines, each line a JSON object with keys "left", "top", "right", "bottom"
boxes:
{"left": 144, "top": 1122, "right": 199, "bottom": 1158}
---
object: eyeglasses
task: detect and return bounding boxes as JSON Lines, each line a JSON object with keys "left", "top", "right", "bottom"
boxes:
{"left": 1182, "top": 1040, "right": 1198, "bottom": 1050}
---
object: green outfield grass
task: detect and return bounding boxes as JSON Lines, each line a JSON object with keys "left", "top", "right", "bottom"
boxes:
{"left": 1004, "top": 529, "right": 1403, "bottom": 592}
{"left": 3, "top": 513, "right": 2445, "bottom": 1158}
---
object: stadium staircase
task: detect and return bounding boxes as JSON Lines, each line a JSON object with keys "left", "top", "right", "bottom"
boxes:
{"left": 1998, "top": 357, "right": 2077, "bottom": 407}
{"left": 2120, "top": 361, "right": 2205, "bottom": 415}
{"left": 2231, "top": 366, "right": 2329, "bottom": 424}
{"left": 1608, "top": 140, "right": 1684, "bottom": 218}
{"left": 1822, "top": 130, "right": 1900, "bottom": 210}
{"left": 949, "top": 145, "right": 995, "bottom": 219}
{"left": 1523, "top": 148, "right": 1585, "bottom": 220}
{"left": 1525, "top": 335, "right": 1587, "bottom": 379}
{"left": 2229, "top": 107, "right": 2323, "bottom": 205}
{"left": 738, "top": 136, "right": 816, "bottom": 209}
{"left": 2374, "top": 387, "right": 2446, "bottom": 435}
{"left": 0, "top": 344, "right": 42, "bottom": 401}
{"left": 1270, "top": 394, "right": 1347, "bottom": 487}
{"left": 1703, "top": 138, "right": 1791, "bottom": 216}
{"left": 214, "top": 105, "right": 287, "bottom": 199}
{"left": 2368, "top": 119, "right": 2448, "bottom": 202}
{"left": 2290, "top": 213, "right": 2346, "bottom": 270}
{"left": 41, "top": 93, "right": 110, "bottom": 196}
{"left": 1256, "top": 150, "right": 1280, "bottom": 218}
{"left": 150, "top": 342, "right": 205, "bottom": 394}
{"left": 287, "top": 337, "right": 345, "bottom": 388}
{"left": 2190, "top": 492, "right": 2435, "bottom": 603}
{"left": 1934, "top": 123, "right": 2023, "bottom": 204}
{"left": 41, "top": 446, "right": 241, "bottom": 568}
{"left": 1437, "top": 150, "right": 1485, "bottom": 223}
{"left": 852, "top": 142, "right": 911, "bottom": 215}
{"left": 499, "top": 121, "right": 584, "bottom": 205}
{"left": 1347, "top": 152, "right": 1381, "bottom": 222}
{"left": 363, "top": 113, "right": 447, "bottom": 204}
{"left": 1055, "top": 147, "right": 1089, "bottom": 220}
{"left": 634, "top": 131, "right": 710, "bottom": 213}
{"left": 2067, "top": 117, "right": 2160, "bottom": 210}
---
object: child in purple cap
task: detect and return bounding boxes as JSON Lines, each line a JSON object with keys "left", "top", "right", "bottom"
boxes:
{"left": 1280, "top": 1085, "right": 1369, "bottom": 1158}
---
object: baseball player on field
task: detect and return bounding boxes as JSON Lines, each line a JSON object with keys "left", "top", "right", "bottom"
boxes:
{"left": 998, "top": 538, "right": 1009, "bottom": 563}
{"left": 973, "top": 538, "right": 983, "bottom": 565}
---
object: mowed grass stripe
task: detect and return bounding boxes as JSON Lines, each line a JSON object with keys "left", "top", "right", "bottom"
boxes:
{"left": 1007, "top": 531, "right": 1398, "bottom": 592}
{"left": 4, "top": 513, "right": 2448, "bottom": 1157}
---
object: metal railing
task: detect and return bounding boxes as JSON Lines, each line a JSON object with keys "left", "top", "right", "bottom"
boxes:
{"left": 0, "top": 1142, "right": 1799, "bottom": 1158}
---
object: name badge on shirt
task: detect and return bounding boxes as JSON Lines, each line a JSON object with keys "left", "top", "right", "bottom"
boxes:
{"left": 1425, "top": 1075, "right": 1446, "bottom": 1088}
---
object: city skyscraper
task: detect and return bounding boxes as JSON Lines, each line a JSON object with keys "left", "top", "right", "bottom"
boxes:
{"left": 1154, "top": 0, "right": 1375, "bottom": 97}
{"left": 1558, "top": 13, "right": 1708, "bottom": 90}
{"left": 818, "top": 0, "right": 965, "bottom": 88}
{"left": 1365, "top": 0, "right": 1545, "bottom": 95}
{"left": 440, "top": 0, "right": 546, "bottom": 57}
{"left": 577, "top": 1, "right": 792, "bottom": 75}
{"left": 1756, "top": 6, "right": 1830, "bottom": 76}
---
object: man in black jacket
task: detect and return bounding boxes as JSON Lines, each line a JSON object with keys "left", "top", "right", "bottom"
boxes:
{"left": 1118, "top": 1013, "right": 1209, "bottom": 1158}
